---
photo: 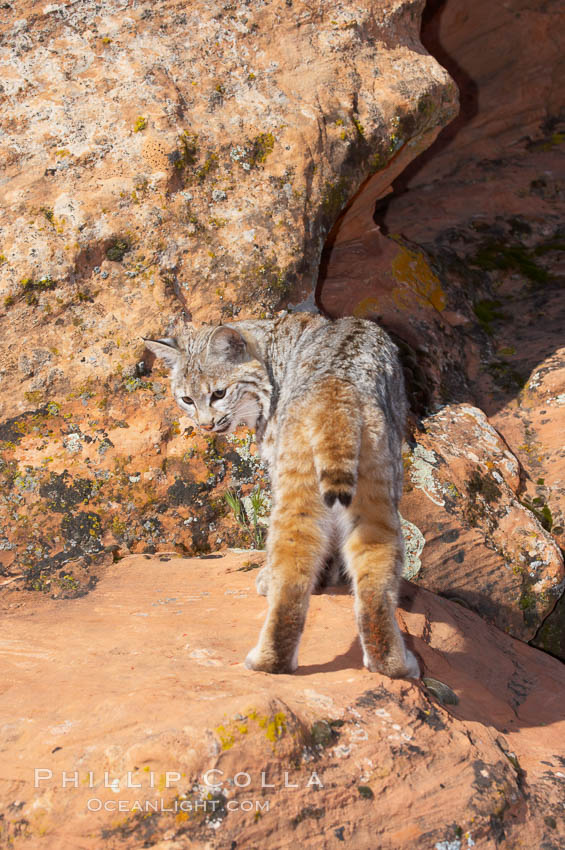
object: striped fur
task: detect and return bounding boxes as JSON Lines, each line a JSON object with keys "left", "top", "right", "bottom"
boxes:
{"left": 145, "top": 313, "right": 419, "bottom": 680}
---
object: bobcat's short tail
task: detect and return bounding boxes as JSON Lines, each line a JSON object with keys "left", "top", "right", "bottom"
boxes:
{"left": 319, "top": 466, "right": 357, "bottom": 508}
{"left": 308, "top": 378, "right": 362, "bottom": 509}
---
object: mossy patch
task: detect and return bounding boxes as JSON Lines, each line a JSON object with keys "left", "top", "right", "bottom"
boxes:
{"left": 310, "top": 719, "right": 341, "bottom": 748}
{"left": 473, "top": 299, "right": 505, "bottom": 335}
{"left": 470, "top": 241, "right": 549, "bottom": 286}
{"left": 465, "top": 470, "right": 502, "bottom": 527}
{"left": 322, "top": 176, "right": 351, "bottom": 221}
{"left": 519, "top": 495, "right": 553, "bottom": 532}
{"left": 357, "top": 785, "right": 374, "bottom": 799}
{"left": 196, "top": 153, "right": 218, "bottom": 181}
{"left": 531, "top": 592, "right": 565, "bottom": 661}
{"left": 18, "top": 276, "right": 57, "bottom": 305}
{"left": 514, "top": 564, "right": 550, "bottom": 631}
{"left": 486, "top": 359, "right": 525, "bottom": 392}
{"left": 248, "top": 132, "right": 274, "bottom": 166}
{"left": 174, "top": 130, "right": 199, "bottom": 170}
{"left": 106, "top": 239, "right": 131, "bottom": 262}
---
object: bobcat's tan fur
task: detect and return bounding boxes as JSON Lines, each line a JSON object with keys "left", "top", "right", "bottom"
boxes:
{"left": 145, "top": 312, "right": 419, "bottom": 679}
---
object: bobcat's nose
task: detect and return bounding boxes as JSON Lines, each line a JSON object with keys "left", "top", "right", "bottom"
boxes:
{"left": 201, "top": 419, "right": 215, "bottom": 432}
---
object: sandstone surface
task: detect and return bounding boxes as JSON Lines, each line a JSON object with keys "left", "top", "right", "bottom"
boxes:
{"left": 401, "top": 403, "right": 564, "bottom": 640}
{"left": 1, "top": 552, "right": 564, "bottom": 849}
{"left": 0, "top": 0, "right": 458, "bottom": 592}
{"left": 316, "top": 0, "right": 565, "bottom": 650}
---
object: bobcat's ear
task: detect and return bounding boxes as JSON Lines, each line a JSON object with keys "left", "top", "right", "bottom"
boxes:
{"left": 143, "top": 337, "right": 181, "bottom": 370}
{"left": 207, "top": 326, "right": 247, "bottom": 362}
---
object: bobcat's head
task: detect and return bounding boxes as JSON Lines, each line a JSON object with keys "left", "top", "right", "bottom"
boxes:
{"left": 144, "top": 324, "right": 271, "bottom": 435}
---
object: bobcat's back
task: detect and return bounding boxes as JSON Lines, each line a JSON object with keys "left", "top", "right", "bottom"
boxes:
{"left": 146, "top": 311, "right": 417, "bottom": 679}
{"left": 232, "top": 313, "right": 406, "bottom": 509}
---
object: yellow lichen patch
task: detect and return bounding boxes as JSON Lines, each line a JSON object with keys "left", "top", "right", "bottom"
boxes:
{"left": 215, "top": 723, "right": 235, "bottom": 750}
{"left": 353, "top": 296, "right": 380, "bottom": 318}
{"left": 264, "top": 712, "right": 286, "bottom": 743}
{"left": 391, "top": 246, "right": 446, "bottom": 312}
{"left": 215, "top": 709, "right": 288, "bottom": 752}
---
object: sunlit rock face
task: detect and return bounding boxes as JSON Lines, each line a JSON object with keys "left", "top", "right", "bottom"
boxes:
{"left": 1, "top": 0, "right": 562, "bottom": 657}
{"left": 0, "top": 1, "right": 456, "bottom": 590}
{"left": 316, "top": 0, "right": 565, "bottom": 649}
{"left": 1, "top": 552, "right": 564, "bottom": 848}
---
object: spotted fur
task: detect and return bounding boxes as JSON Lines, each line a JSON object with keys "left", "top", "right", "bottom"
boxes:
{"left": 145, "top": 313, "right": 419, "bottom": 679}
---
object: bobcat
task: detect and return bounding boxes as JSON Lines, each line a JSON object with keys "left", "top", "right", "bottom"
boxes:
{"left": 145, "top": 312, "right": 419, "bottom": 679}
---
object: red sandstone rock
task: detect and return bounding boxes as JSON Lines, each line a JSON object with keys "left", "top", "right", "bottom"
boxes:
{"left": 1, "top": 552, "right": 564, "bottom": 849}
{"left": 317, "top": 0, "right": 565, "bottom": 650}
{"left": 400, "top": 403, "right": 564, "bottom": 640}
{"left": 0, "top": 0, "right": 457, "bottom": 587}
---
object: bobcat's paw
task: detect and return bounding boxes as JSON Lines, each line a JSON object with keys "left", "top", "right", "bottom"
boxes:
{"left": 244, "top": 645, "right": 297, "bottom": 674}
{"left": 362, "top": 647, "right": 420, "bottom": 680}
{"left": 255, "top": 566, "right": 271, "bottom": 597}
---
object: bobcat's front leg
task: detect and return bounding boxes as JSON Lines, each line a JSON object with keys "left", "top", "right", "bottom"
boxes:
{"left": 255, "top": 564, "right": 271, "bottom": 597}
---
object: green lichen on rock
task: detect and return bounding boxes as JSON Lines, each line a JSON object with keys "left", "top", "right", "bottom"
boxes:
{"left": 175, "top": 130, "right": 199, "bottom": 170}
{"left": 512, "top": 561, "right": 552, "bottom": 631}
{"left": 106, "top": 239, "right": 131, "bottom": 262}
{"left": 464, "top": 470, "right": 502, "bottom": 527}
{"left": 358, "top": 785, "right": 374, "bottom": 799}
{"left": 18, "top": 275, "right": 57, "bottom": 305}
{"left": 473, "top": 299, "right": 505, "bottom": 335}
{"left": 470, "top": 241, "right": 550, "bottom": 286}
{"left": 486, "top": 359, "right": 525, "bottom": 392}
{"left": 261, "top": 710, "right": 287, "bottom": 743}
{"left": 351, "top": 116, "right": 365, "bottom": 138}
{"left": 531, "top": 592, "right": 565, "bottom": 661}
{"left": 519, "top": 495, "right": 553, "bottom": 532}
{"left": 249, "top": 132, "right": 274, "bottom": 166}
{"left": 195, "top": 152, "right": 218, "bottom": 181}
{"left": 322, "top": 176, "right": 351, "bottom": 221}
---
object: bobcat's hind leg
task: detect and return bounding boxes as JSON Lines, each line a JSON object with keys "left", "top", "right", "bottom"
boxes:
{"left": 245, "top": 421, "right": 328, "bottom": 674}
{"left": 342, "top": 437, "right": 419, "bottom": 680}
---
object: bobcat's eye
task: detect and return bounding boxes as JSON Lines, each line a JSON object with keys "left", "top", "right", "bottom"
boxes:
{"left": 181, "top": 396, "right": 194, "bottom": 406}
{"left": 211, "top": 388, "right": 226, "bottom": 401}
